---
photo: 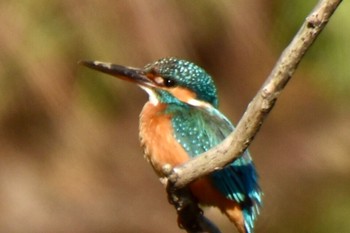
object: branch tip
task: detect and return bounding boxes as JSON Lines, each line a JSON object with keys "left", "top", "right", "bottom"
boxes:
{"left": 162, "top": 163, "right": 174, "bottom": 176}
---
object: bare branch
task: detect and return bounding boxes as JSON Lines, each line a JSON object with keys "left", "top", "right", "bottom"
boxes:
{"left": 164, "top": 1, "right": 342, "bottom": 232}
{"left": 168, "top": 0, "right": 342, "bottom": 188}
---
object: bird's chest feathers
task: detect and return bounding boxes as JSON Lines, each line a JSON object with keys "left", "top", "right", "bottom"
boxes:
{"left": 139, "top": 102, "right": 190, "bottom": 176}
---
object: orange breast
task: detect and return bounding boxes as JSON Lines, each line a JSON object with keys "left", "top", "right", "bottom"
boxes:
{"left": 139, "top": 102, "right": 190, "bottom": 176}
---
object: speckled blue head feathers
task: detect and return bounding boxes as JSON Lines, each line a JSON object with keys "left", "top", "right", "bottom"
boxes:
{"left": 144, "top": 58, "right": 219, "bottom": 107}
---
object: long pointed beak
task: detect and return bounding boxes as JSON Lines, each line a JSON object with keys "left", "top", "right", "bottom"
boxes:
{"left": 80, "top": 60, "right": 152, "bottom": 86}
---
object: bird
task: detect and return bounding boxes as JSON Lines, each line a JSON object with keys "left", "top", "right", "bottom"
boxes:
{"left": 81, "top": 57, "right": 262, "bottom": 233}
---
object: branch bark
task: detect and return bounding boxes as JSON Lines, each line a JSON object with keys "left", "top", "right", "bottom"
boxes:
{"left": 166, "top": 0, "right": 342, "bottom": 232}
{"left": 168, "top": 0, "right": 342, "bottom": 189}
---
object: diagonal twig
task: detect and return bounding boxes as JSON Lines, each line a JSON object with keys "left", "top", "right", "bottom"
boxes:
{"left": 165, "top": 0, "right": 343, "bottom": 232}
{"left": 168, "top": 0, "right": 343, "bottom": 189}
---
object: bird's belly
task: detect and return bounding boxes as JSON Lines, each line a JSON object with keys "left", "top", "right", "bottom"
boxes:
{"left": 190, "top": 177, "right": 245, "bottom": 232}
{"left": 190, "top": 177, "right": 229, "bottom": 206}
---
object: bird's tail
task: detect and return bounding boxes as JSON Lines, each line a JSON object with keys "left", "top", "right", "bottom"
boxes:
{"left": 242, "top": 204, "right": 260, "bottom": 233}
{"left": 242, "top": 189, "right": 262, "bottom": 233}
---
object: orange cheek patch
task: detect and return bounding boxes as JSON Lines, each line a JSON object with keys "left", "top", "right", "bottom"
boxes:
{"left": 168, "top": 87, "right": 196, "bottom": 104}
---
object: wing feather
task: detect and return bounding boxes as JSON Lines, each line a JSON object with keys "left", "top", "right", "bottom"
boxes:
{"left": 169, "top": 105, "right": 262, "bottom": 232}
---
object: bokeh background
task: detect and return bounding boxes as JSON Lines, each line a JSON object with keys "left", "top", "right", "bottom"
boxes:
{"left": 0, "top": 1, "right": 349, "bottom": 232}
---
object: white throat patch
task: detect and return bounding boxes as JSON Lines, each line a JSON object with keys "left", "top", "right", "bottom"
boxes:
{"left": 139, "top": 86, "right": 159, "bottom": 106}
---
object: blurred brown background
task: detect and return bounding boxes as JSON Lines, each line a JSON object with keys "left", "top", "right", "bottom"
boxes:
{"left": 0, "top": 1, "right": 349, "bottom": 232}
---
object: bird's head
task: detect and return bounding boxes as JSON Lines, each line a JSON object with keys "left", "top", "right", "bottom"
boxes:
{"left": 80, "top": 58, "right": 219, "bottom": 110}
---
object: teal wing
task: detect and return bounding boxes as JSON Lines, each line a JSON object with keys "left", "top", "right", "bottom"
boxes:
{"left": 170, "top": 106, "right": 262, "bottom": 233}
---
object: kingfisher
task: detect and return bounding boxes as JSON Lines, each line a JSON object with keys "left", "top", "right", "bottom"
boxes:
{"left": 81, "top": 58, "right": 262, "bottom": 233}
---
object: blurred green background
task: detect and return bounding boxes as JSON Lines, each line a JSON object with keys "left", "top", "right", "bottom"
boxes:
{"left": 0, "top": 1, "right": 349, "bottom": 232}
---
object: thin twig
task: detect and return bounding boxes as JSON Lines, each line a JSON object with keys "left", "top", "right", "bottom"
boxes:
{"left": 166, "top": 1, "right": 342, "bottom": 232}
{"left": 168, "top": 0, "right": 342, "bottom": 189}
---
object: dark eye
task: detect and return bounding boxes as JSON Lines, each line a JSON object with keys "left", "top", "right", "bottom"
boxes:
{"left": 164, "top": 78, "right": 176, "bottom": 87}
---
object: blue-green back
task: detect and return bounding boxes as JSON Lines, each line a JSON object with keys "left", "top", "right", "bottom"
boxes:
{"left": 166, "top": 104, "right": 261, "bottom": 233}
